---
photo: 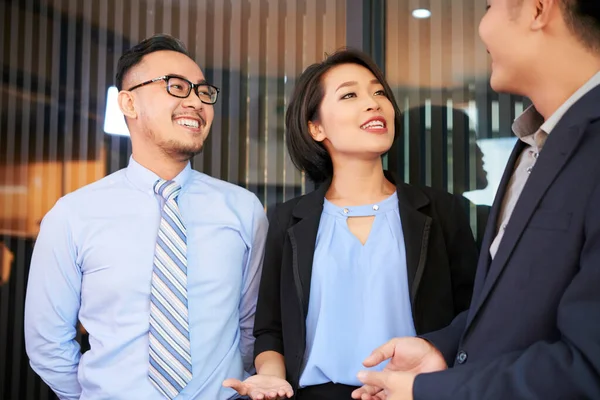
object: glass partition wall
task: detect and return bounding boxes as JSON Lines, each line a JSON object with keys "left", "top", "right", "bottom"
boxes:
{"left": 1, "top": 1, "right": 524, "bottom": 398}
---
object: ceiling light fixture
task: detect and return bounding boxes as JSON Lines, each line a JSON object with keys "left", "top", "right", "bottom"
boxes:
{"left": 412, "top": 8, "right": 432, "bottom": 19}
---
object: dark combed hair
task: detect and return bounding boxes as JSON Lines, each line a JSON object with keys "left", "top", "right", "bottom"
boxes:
{"left": 285, "top": 48, "right": 403, "bottom": 183}
{"left": 115, "top": 34, "right": 190, "bottom": 90}
{"left": 560, "top": 0, "right": 600, "bottom": 53}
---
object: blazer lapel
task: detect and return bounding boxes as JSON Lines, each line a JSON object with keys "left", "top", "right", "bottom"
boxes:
{"left": 465, "top": 91, "right": 598, "bottom": 332}
{"left": 470, "top": 139, "right": 526, "bottom": 307}
{"left": 394, "top": 180, "right": 431, "bottom": 306}
{"left": 287, "top": 181, "right": 328, "bottom": 317}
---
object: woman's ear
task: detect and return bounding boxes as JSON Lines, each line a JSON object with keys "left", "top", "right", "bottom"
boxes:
{"left": 117, "top": 90, "right": 137, "bottom": 119}
{"left": 308, "top": 120, "right": 326, "bottom": 142}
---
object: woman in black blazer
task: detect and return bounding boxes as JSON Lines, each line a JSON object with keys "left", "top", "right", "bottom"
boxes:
{"left": 224, "top": 49, "right": 478, "bottom": 400}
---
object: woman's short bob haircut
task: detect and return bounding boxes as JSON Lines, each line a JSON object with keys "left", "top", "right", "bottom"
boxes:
{"left": 285, "top": 48, "right": 402, "bottom": 183}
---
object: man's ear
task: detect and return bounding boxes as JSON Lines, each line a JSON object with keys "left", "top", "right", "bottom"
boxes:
{"left": 118, "top": 90, "right": 137, "bottom": 119}
{"left": 531, "top": 0, "right": 557, "bottom": 31}
{"left": 308, "top": 120, "right": 326, "bottom": 142}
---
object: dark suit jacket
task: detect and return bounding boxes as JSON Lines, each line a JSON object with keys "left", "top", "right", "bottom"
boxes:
{"left": 414, "top": 85, "right": 600, "bottom": 399}
{"left": 253, "top": 173, "right": 478, "bottom": 393}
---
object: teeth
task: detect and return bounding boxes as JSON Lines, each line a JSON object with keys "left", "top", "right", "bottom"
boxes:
{"left": 361, "top": 120, "right": 385, "bottom": 129}
{"left": 176, "top": 118, "right": 200, "bottom": 128}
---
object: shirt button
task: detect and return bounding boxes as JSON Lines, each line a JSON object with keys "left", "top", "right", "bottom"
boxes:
{"left": 533, "top": 152, "right": 539, "bottom": 159}
{"left": 343, "top": 208, "right": 349, "bottom": 214}
{"left": 373, "top": 205, "right": 379, "bottom": 211}
{"left": 526, "top": 166, "right": 533, "bottom": 174}
{"left": 456, "top": 350, "right": 468, "bottom": 364}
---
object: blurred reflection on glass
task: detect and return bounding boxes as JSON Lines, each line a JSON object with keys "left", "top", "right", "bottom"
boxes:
{"left": 463, "top": 136, "right": 517, "bottom": 207}
{"left": 389, "top": 104, "right": 516, "bottom": 248}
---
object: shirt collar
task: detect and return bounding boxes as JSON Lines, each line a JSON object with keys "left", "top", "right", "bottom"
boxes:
{"left": 125, "top": 156, "right": 192, "bottom": 194}
{"left": 512, "top": 105, "right": 545, "bottom": 140}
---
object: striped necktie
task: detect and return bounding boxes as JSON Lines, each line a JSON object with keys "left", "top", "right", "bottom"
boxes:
{"left": 149, "top": 179, "right": 192, "bottom": 399}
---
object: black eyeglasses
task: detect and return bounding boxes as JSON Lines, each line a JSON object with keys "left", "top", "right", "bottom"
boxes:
{"left": 127, "top": 75, "right": 220, "bottom": 105}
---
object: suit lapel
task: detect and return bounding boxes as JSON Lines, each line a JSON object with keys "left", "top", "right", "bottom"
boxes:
{"left": 470, "top": 140, "right": 526, "bottom": 307}
{"left": 395, "top": 182, "right": 431, "bottom": 305}
{"left": 288, "top": 181, "right": 328, "bottom": 317}
{"left": 465, "top": 91, "right": 597, "bottom": 332}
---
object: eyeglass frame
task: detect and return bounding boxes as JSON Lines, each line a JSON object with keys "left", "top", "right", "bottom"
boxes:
{"left": 127, "top": 74, "right": 220, "bottom": 105}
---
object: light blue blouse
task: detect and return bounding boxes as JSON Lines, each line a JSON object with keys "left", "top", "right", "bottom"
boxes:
{"left": 299, "top": 192, "right": 417, "bottom": 387}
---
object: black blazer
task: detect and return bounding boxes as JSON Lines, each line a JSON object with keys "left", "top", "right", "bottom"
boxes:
{"left": 253, "top": 173, "right": 478, "bottom": 392}
{"left": 415, "top": 85, "right": 600, "bottom": 399}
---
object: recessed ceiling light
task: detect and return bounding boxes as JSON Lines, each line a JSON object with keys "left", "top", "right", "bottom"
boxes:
{"left": 412, "top": 8, "right": 432, "bottom": 19}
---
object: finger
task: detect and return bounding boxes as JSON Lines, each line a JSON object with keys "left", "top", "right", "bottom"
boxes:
{"left": 222, "top": 379, "right": 247, "bottom": 395}
{"left": 353, "top": 384, "right": 381, "bottom": 397}
{"left": 361, "top": 386, "right": 384, "bottom": 400}
{"left": 357, "top": 370, "right": 388, "bottom": 389}
{"left": 352, "top": 386, "right": 380, "bottom": 399}
{"left": 363, "top": 339, "right": 398, "bottom": 367}
{"left": 249, "top": 390, "right": 265, "bottom": 400}
{"left": 351, "top": 387, "right": 366, "bottom": 399}
{"left": 361, "top": 393, "right": 381, "bottom": 400}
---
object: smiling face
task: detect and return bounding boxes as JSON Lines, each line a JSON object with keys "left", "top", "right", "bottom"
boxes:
{"left": 309, "top": 63, "right": 396, "bottom": 162}
{"left": 478, "top": 0, "right": 539, "bottom": 95}
{"left": 120, "top": 50, "right": 214, "bottom": 162}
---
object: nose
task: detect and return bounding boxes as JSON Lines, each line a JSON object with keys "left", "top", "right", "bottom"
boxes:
{"left": 181, "top": 90, "right": 204, "bottom": 110}
{"left": 365, "top": 95, "right": 382, "bottom": 111}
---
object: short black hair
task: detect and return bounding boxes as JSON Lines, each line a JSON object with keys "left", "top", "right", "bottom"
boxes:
{"left": 285, "top": 48, "right": 402, "bottom": 183}
{"left": 115, "top": 34, "right": 191, "bottom": 90}
{"left": 560, "top": 0, "right": 600, "bottom": 53}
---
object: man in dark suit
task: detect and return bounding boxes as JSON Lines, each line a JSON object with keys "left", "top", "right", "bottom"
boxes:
{"left": 352, "top": 0, "right": 600, "bottom": 399}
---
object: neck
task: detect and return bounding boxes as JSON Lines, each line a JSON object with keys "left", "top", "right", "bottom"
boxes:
{"left": 527, "top": 46, "right": 600, "bottom": 120}
{"left": 326, "top": 157, "right": 395, "bottom": 205}
{"left": 131, "top": 149, "right": 188, "bottom": 180}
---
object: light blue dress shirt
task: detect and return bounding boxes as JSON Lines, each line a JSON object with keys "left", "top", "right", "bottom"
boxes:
{"left": 24, "top": 157, "right": 268, "bottom": 400}
{"left": 299, "top": 192, "right": 417, "bottom": 387}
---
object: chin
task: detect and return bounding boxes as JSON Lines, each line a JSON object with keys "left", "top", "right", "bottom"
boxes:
{"left": 489, "top": 73, "right": 508, "bottom": 93}
{"left": 182, "top": 144, "right": 204, "bottom": 159}
{"left": 361, "top": 144, "right": 393, "bottom": 158}
{"left": 489, "top": 71, "right": 523, "bottom": 95}
{"left": 165, "top": 142, "right": 204, "bottom": 161}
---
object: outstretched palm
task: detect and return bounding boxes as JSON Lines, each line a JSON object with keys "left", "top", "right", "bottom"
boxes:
{"left": 223, "top": 375, "right": 293, "bottom": 400}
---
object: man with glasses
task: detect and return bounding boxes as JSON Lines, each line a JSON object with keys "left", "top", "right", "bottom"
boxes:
{"left": 24, "top": 34, "right": 267, "bottom": 400}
